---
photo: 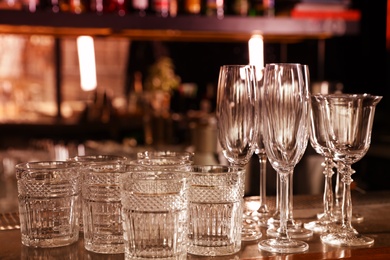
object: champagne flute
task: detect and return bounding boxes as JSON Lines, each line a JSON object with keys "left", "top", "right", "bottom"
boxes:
{"left": 216, "top": 64, "right": 261, "bottom": 241}
{"left": 265, "top": 64, "right": 312, "bottom": 239}
{"left": 258, "top": 63, "right": 310, "bottom": 253}
{"left": 319, "top": 93, "right": 382, "bottom": 247}
{"left": 243, "top": 68, "right": 270, "bottom": 228}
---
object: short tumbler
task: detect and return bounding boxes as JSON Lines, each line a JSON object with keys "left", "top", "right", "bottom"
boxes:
{"left": 187, "top": 165, "right": 245, "bottom": 256}
{"left": 82, "top": 162, "right": 125, "bottom": 254}
{"left": 68, "top": 155, "right": 127, "bottom": 233}
{"left": 16, "top": 161, "right": 80, "bottom": 248}
{"left": 119, "top": 168, "right": 190, "bottom": 260}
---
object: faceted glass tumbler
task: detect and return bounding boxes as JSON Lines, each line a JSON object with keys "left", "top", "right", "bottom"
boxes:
{"left": 16, "top": 161, "right": 81, "bottom": 248}
{"left": 120, "top": 169, "right": 190, "bottom": 260}
{"left": 187, "top": 165, "right": 245, "bottom": 256}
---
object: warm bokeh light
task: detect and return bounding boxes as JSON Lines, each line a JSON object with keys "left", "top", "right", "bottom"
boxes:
{"left": 248, "top": 34, "right": 264, "bottom": 69}
{"left": 77, "top": 36, "right": 97, "bottom": 91}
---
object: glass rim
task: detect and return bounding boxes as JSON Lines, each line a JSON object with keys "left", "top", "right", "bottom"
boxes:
{"left": 68, "top": 154, "right": 128, "bottom": 162}
{"left": 188, "top": 165, "right": 245, "bottom": 174}
{"left": 15, "top": 160, "right": 75, "bottom": 170}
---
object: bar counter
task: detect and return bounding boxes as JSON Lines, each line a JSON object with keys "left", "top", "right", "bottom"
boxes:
{"left": 1, "top": 190, "right": 390, "bottom": 259}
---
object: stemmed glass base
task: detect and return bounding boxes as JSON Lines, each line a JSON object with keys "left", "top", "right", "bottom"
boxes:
{"left": 304, "top": 218, "right": 334, "bottom": 234}
{"left": 241, "top": 216, "right": 262, "bottom": 241}
{"left": 267, "top": 225, "right": 313, "bottom": 239}
{"left": 321, "top": 227, "right": 374, "bottom": 247}
{"left": 258, "top": 238, "right": 309, "bottom": 253}
{"left": 242, "top": 197, "right": 263, "bottom": 241}
{"left": 327, "top": 211, "right": 364, "bottom": 224}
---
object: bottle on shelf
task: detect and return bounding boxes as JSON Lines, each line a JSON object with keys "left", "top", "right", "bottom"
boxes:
{"left": 183, "top": 0, "right": 201, "bottom": 15}
{"left": 151, "top": 0, "right": 169, "bottom": 17}
{"left": 21, "top": 0, "right": 42, "bottom": 12}
{"left": 129, "top": 0, "right": 149, "bottom": 16}
{"left": 225, "top": 0, "right": 249, "bottom": 16}
{"left": 202, "top": 0, "right": 224, "bottom": 18}
{"left": 90, "top": 0, "right": 127, "bottom": 15}
{"left": 248, "top": 0, "right": 274, "bottom": 17}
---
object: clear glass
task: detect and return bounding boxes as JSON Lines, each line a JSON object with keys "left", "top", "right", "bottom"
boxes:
{"left": 246, "top": 68, "right": 271, "bottom": 228}
{"left": 67, "top": 154, "right": 128, "bottom": 233}
{"left": 318, "top": 93, "right": 382, "bottom": 247}
{"left": 82, "top": 162, "right": 125, "bottom": 254}
{"left": 16, "top": 161, "right": 80, "bottom": 248}
{"left": 137, "top": 150, "right": 194, "bottom": 162}
{"left": 257, "top": 63, "right": 310, "bottom": 253}
{"left": 119, "top": 168, "right": 189, "bottom": 260}
{"left": 330, "top": 162, "right": 365, "bottom": 223}
{"left": 128, "top": 157, "right": 192, "bottom": 171}
{"left": 187, "top": 165, "right": 245, "bottom": 256}
{"left": 216, "top": 64, "right": 261, "bottom": 241}
{"left": 303, "top": 94, "right": 337, "bottom": 233}
{"left": 264, "top": 64, "right": 313, "bottom": 240}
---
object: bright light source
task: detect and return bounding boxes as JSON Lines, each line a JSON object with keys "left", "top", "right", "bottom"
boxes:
{"left": 77, "top": 36, "right": 97, "bottom": 91}
{"left": 248, "top": 34, "right": 264, "bottom": 69}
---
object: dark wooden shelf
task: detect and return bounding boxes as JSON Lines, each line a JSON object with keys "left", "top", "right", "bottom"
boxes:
{"left": 0, "top": 10, "right": 360, "bottom": 42}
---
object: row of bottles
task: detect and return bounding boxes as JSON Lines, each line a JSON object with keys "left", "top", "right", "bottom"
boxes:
{"left": 0, "top": 0, "right": 274, "bottom": 17}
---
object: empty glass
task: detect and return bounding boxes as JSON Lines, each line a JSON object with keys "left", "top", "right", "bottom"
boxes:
{"left": 318, "top": 93, "right": 382, "bottom": 247}
{"left": 16, "top": 161, "right": 80, "bottom": 248}
{"left": 120, "top": 167, "right": 190, "bottom": 259}
{"left": 303, "top": 94, "right": 336, "bottom": 233}
{"left": 216, "top": 64, "right": 261, "bottom": 241}
{"left": 258, "top": 63, "right": 310, "bottom": 253}
{"left": 187, "top": 165, "right": 245, "bottom": 256}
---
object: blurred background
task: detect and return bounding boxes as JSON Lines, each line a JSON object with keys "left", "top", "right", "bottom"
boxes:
{"left": 0, "top": 0, "right": 388, "bottom": 213}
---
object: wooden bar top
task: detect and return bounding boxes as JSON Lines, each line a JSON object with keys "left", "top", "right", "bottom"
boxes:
{"left": 1, "top": 190, "right": 390, "bottom": 259}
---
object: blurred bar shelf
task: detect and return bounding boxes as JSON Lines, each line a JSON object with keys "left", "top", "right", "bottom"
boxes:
{"left": 0, "top": 10, "right": 360, "bottom": 42}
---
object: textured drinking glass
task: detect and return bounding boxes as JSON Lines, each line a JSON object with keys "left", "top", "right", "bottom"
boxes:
{"left": 128, "top": 157, "right": 192, "bottom": 171}
{"left": 187, "top": 165, "right": 245, "bottom": 256}
{"left": 137, "top": 150, "right": 194, "bottom": 162}
{"left": 258, "top": 63, "right": 310, "bottom": 253}
{"left": 216, "top": 64, "right": 261, "bottom": 241}
{"left": 82, "top": 161, "right": 126, "bottom": 254}
{"left": 119, "top": 168, "right": 190, "bottom": 260}
{"left": 318, "top": 93, "right": 382, "bottom": 247}
{"left": 67, "top": 155, "right": 127, "bottom": 233}
{"left": 16, "top": 161, "right": 80, "bottom": 248}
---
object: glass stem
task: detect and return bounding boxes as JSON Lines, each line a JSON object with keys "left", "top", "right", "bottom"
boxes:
{"left": 258, "top": 152, "right": 269, "bottom": 214}
{"left": 340, "top": 163, "right": 355, "bottom": 230}
{"left": 273, "top": 173, "right": 280, "bottom": 218}
{"left": 322, "top": 156, "right": 334, "bottom": 219}
{"left": 288, "top": 173, "right": 294, "bottom": 223}
{"left": 277, "top": 170, "right": 291, "bottom": 240}
{"left": 335, "top": 161, "right": 343, "bottom": 211}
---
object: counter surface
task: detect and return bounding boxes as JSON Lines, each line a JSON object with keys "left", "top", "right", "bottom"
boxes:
{"left": 1, "top": 191, "right": 390, "bottom": 259}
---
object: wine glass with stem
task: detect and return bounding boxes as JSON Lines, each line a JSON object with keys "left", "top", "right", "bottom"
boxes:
{"left": 258, "top": 63, "right": 310, "bottom": 253}
{"left": 311, "top": 83, "right": 364, "bottom": 224}
{"left": 265, "top": 64, "right": 313, "bottom": 240}
{"left": 303, "top": 94, "right": 337, "bottom": 233}
{"left": 216, "top": 64, "right": 261, "bottom": 241}
{"left": 242, "top": 68, "right": 270, "bottom": 228}
{"left": 318, "top": 93, "right": 382, "bottom": 247}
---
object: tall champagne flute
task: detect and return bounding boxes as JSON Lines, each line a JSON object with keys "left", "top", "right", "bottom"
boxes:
{"left": 258, "top": 63, "right": 310, "bottom": 253}
{"left": 303, "top": 94, "right": 336, "bottom": 233}
{"left": 243, "top": 68, "right": 270, "bottom": 228}
{"left": 265, "top": 64, "right": 312, "bottom": 239}
{"left": 319, "top": 93, "right": 382, "bottom": 247}
{"left": 216, "top": 64, "right": 261, "bottom": 241}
